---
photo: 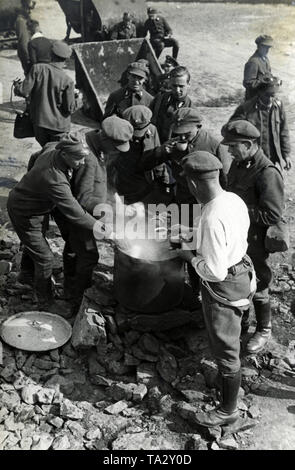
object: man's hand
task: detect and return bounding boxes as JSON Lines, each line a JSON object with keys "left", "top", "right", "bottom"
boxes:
{"left": 284, "top": 157, "right": 292, "bottom": 171}
{"left": 175, "top": 241, "right": 195, "bottom": 263}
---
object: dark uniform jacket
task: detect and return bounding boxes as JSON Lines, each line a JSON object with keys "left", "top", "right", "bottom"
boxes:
{"left": 15, "top": 13, "right": 31, "bottom": 74}
{"left": 229, "top": 96, "right": 291, "bottom": 169}
{"left": 227, "top": 148, "right": 284, "bottom": 251}
{"left": 113, "top": 123, "right": 169, "bottom": 204}
{"left": 28, "top": 36, "right": 52, "bottom": 65}
{"left": 151, "top": 92, "right": 194, "bottom": 143}
{"left": 16, "top": 62, "right": 77, "bottom": 132}
{"left": 7, "top": 146, "right": 96, "bottom": 232}
{"left": 243, "top": 51, "right": 271, "bottom": 100}
{"left": 143, "top": 16, "right": 172, "bottom": 39}
{"left": 110, "top": 21, "right": 137, "bottom": 40}
{"left": 104, "top": 86, "right": 153, "bottom": 118}
{"left": 140, "top": 129, "right": 231, "bottom": 205}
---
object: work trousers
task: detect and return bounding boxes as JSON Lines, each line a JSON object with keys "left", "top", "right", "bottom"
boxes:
{"left": 33, "top": 125, "right": 67, "bottom": 147}
{"left": 247, "top": 227, "right": 272, "bottom": 305}
{"left": 151, "top": 37, "right": 179, "bottom": 59}
{"left": 201, "top": 258, "right": 253, "bottom": 374}
{"left": 7, "top": 207, "right": 53, "bottom": 282}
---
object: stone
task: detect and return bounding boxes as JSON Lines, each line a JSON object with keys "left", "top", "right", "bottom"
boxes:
{"left": 36, "top": 388, "right": 56, "bottom": 404}
{"left": 136, "top": 363, "right": 157, "bottom": 386}
{"left": 39, "top": 422, "right": 53, "bottom": 434}
{"left": 15, "top": 350, "right": 28, "bottom": 370}
{"left": 88, "top": 354, "right": 106, "bottom": 376}
{"left": 219, "top": 437, "right": 239, "bottom": 450}
{"left": 132, "top": 384, "right": 148, "bottom": 403}
{"left": 109, "top": 382, "right": 135, "bottom": 401}
{"left": 0, "top": 261, "right": 12, "bottom": 275}
{"left": 207, "top": 425, "right": 222, "bottom": 440}
{"left": 34, "top": 358, "right": 60, "bottom": 370}
{"left": 45, "top": 375, "right": 75, "bottom": 395}
{"left": 85, "top": 429, "right": 102, "bottom": 441}
{"left": 210, "top": 442, "right": 220, "bottom": 450}
{"left": 52, "top": 435, "right": 71, "bottom": 451}
{"left": 156, "top": 348, "right": 178, "bottom": 383}
{"left": 124, "top": 353, "right": 140, "bottom": 367}
{"left": 21, "top": 385, "right": 42, "bottom": 405}
{"left": 132, "top": 345, "right": 158, "bottom": 363}
{"left": 0, "top": 250, "right": 13, "bottom": 260}
{"left": 65, "top": 420, "right": 86, "bottom": 438}
{"left": 91, "top": 374, "right": 113, "bottom": 387}
{"left": 0, "top": 429, "right": 9, "bottom": 446}
{"left": 62, "top": 343, "right": 78, "bottom": 359}
{"left": 138, "top": 333, "right": 160, "bottom": 355}
{"left": 105, "top": 400, "right": 129, "bottom": 415}
{"left": 107, "top": 360, "right": 130, "bottom": 376}
{"left": 0, "top": 407, "right": 9, "bottom": 423}
{"left": 60, "top": 399, "right": 84, "bottom": 420}
{"left": 0, "top": 390, "right": 21, "bottom": 411}
{"left": 71, "top": 298, "right": 107, "bottom": 351}
{"left": 123, "top": 330, "right": 141, "bottom": 346}
{"left": 23, "top": 354, "right": 36, "bottom": 370}
{"left": 108, "top": 333, "right": 124, "bottom": 349}
{"left": 159, "top": 394, "right": 175, "bottom": 415}
{"left": 147, "top": 386, "right": 162, "bottom": 413}
{"left": 47, "top": 416, "right": 64, "bottom": 428}
{"left": 31, "top": 434, "right": 54, "bottom": 450}
{"left": 173, "top": 401, "right": 200, "bottom": 425}
{"left": 20, "top": 437, "right": 32, "bottom": 450}
{"left": 185, "top": 434, "right": 202, "bottom": 450}
{"left": 112, "top": 431, "right": 186, "bottom": 451}
{"left": 4, "top": 414, "right": 24, "bottom": 432}
{"left": 222, "top": 418, "right": 259, "bottom": 436}
{"left": 247, "top": 405, "right": 260, "bottom": 419}
{"left": 241, "top": 366, "right": 259, "bottom": 378}
{"left": 179, "top": 390, "right": 206, "bottom": 402}
{"left": 0, "top": 365, "right": 17, "bottom": 382}
{"left": 122, "top": 407, "right": 146, "bottom": 418}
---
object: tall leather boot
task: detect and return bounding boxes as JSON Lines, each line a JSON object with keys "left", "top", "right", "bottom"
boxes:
{"left": 246, "top": 301, "right": 271, "bottom": 354}
{"left": 195, "top": 370, "right": 241, "bottom": 427}
{"left": 35, "top": 277, "right": 73, "bottom": 319}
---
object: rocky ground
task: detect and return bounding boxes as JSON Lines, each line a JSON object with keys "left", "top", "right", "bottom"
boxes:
{"left": 0, "top": 0, "right": 295, "bottom": 452}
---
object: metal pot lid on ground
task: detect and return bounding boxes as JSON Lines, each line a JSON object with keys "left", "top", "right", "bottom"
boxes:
{"left": 0, "top": 311, "right": 72, "bottom": 352}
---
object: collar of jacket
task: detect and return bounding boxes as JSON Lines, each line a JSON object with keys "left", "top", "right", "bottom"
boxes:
{"left": 31, "top": 31, "right": 43, "bottom": 40}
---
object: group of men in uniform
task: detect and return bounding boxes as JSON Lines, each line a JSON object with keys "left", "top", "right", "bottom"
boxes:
{"left": 8, "top": 18, "right": 291, "bottom": 429}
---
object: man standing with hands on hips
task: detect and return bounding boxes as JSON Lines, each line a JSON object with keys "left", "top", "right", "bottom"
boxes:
{"left": 175, "top": 150, "right": 256, "bottom": 427}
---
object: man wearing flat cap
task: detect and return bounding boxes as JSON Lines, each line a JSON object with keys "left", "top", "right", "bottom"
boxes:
{"left": 230, "top": 76, "right": 291, "bottom": 171}
{"left": 141, "top": 107, "right": 231, "bottom": 298}
{"left": 14, "top": 40, "right": 79, "bottom": 147}
{"left": 110, "top": 12, "right": 137, "bottom": 40}
{"left": 104, "top": 62, "right": 153, "bottom": 119}
{"left": 84, "top": 115, "right": 134, "bottom": 194}
{"left": 243, "top": 35, "right": 274, "bottom": 100}
{"left": 7, "top": 134, "right": 99, "bottom": 315}
{"left": 176, "top": 150, "right": 255, "bottom": 427}
{"left": 144, "top": 7, "right": 179, "bottom": 60}
{"left": 222, "top": 120, "right": 284, "bottom": 354}
{"left": 113, "top": 105, "right": 169, "bottom": 204}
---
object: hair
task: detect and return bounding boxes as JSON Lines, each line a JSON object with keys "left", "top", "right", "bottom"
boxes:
{"left": 169, "top": 66, "right": 191, "bottom": 84}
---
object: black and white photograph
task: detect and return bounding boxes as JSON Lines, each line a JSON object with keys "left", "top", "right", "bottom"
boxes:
{"left": 0, "top": 0, "right": 294, "bottom": 454}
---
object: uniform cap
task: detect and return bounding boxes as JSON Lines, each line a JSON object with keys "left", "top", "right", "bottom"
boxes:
{"left": 102, "top": 116, "right": 134, "bottom": 152}
{"left": 122, "top": 105, "right": 152, "bottom": 137}
{"left": 221, "top": 120, "right": 260, "bottom": 145}
{"left": 56, "top": 133, "right": 89, "bottom": 158}
{"left": 181, "top": 151, "right": 223, "bottom": 179}
{"left": 171, "top": 108, "right": 202, "bottom": 134}
{"left": 147, "top": 7, "right": 158, "bottom": 14}
{"left": 123, "top": 12, "right": 132, "bottom": 20}
{"left": 258, "top": 75, "right": 282, "bottom": 93}
{"left": 255, "top": 35, "right": 273, "bottom": 47}
{"left": 128, "top": 62, "right": 148, "bottom": 79}
{"left": 52, "top": 40, "right": 72, "bottom": 59}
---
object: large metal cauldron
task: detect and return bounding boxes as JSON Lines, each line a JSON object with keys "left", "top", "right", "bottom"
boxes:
{"left": 114, "top": 238, "right": 185, "bottom": 313}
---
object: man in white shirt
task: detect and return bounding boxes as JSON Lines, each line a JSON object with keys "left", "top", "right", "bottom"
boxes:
{"left": 176, "top": 150, "right": 256, "bottom": 427}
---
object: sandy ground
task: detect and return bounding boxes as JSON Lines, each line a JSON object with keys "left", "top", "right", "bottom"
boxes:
{"left": 0, "top": 0, "right": 295, "bottom": 450}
